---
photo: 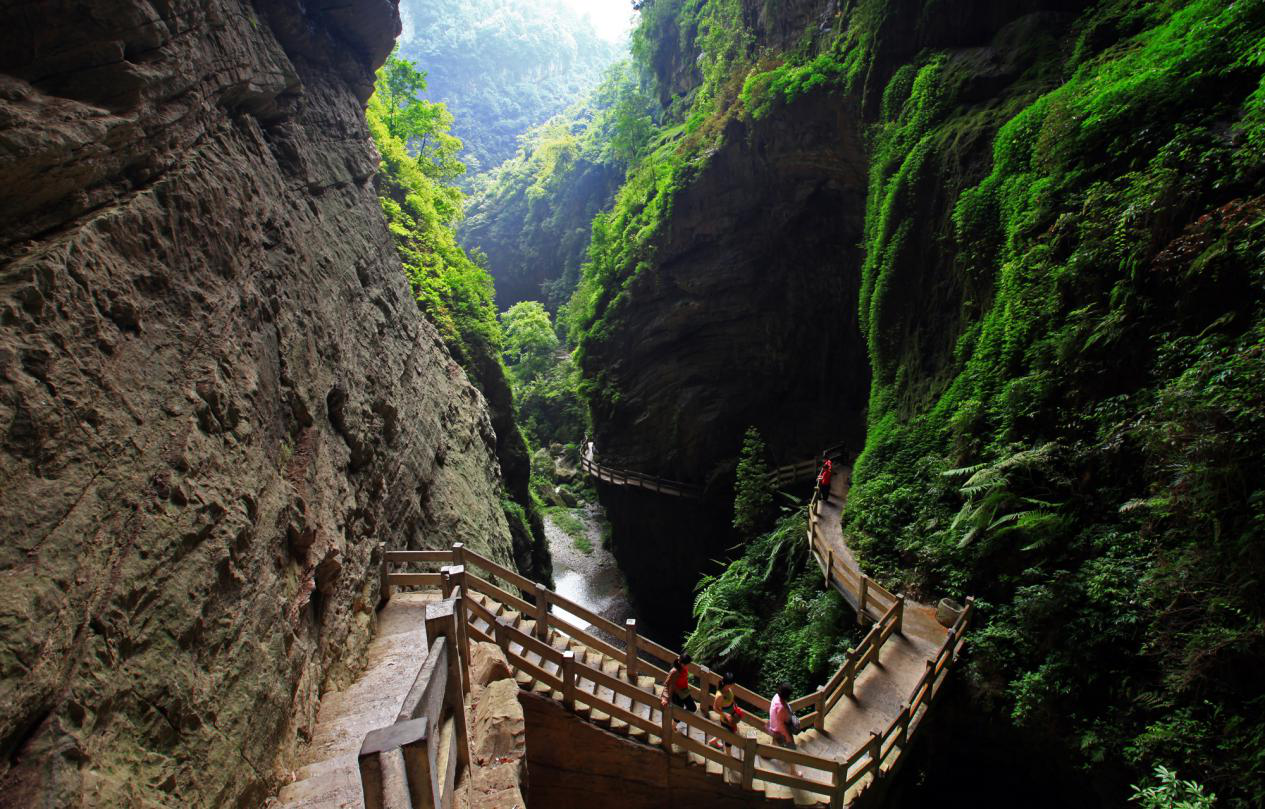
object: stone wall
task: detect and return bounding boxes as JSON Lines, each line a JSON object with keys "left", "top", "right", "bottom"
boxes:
{"left": 0, "top": 0, "right": 518, "bottom": 805}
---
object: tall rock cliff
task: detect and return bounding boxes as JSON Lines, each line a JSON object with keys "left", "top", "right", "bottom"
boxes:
{"left": 578, "top": 0, "right": 1265, "bottom": 802}
{"left": 0, "top": 0, "right": 519, "bottom": 806}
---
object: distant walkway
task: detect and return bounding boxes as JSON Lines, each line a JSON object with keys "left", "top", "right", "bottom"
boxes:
{"left": 580, "top": 440, "right": 847, "bottom": 499}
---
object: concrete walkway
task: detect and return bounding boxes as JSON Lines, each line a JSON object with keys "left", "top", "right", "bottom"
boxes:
{"left": 269, "top": 593, "right": 437, "bottom": 809}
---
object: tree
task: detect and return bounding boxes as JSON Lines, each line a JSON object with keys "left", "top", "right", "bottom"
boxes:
{"left": 501, "top": 301, "right": 559, "bottom": 383}
{"left": 373, "top": 54, "right": 466, "bottom": 182}
{"left": 733, "top": 426, "right": 773, "bottom": 539}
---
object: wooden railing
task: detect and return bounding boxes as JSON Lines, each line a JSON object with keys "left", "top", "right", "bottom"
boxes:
{"left": 807, "top": 488, "right": 900, "bottom": 623}
{"left": 873, "top": 597, "right": 975, "bottom": 779}
{"left": 580, "top": 440, "right": 847, "bottom": 499}
{"left": 379, "top": 543, "right": 943, "bottom": 807}
{"left": 358, "top": 593, "right": 470, "bottom": 809}
{"left": 579, "top": 441, "right": 703, "bottom": 498}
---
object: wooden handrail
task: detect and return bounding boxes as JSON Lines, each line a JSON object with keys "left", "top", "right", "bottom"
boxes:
{"left": 380, "top": 525, "right": 972, "bottom": 808}
{"left": 359, "top": 595, "right": 469, "bottom": 809}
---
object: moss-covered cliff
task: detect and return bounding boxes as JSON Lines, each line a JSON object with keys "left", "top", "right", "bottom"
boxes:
{"left": 0, "top": 1, "right": 523, "bottom": 805}
{"left": 575, "top": 0, "right": 1265, "bottom": 802}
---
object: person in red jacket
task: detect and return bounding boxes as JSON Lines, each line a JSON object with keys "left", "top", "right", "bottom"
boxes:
{"left": 817, "top": 458, "right": 833, "bottom": 504}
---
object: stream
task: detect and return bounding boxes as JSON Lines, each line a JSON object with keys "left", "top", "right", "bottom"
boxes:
{"left": 543, "top": 502, "right": 637, "bottom": 635}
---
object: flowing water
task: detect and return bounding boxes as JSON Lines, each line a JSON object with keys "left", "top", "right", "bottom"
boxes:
{"left": 544, "top": 502, "right": 637, "bottom": 634}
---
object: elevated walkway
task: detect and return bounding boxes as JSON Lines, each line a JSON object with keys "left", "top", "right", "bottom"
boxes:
{"left": 281, "top": 444, "right": 972, "bottom": 808}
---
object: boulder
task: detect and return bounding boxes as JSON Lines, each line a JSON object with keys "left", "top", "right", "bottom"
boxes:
{"left": 470, "top": 641, "right": 513, "bottom": 687}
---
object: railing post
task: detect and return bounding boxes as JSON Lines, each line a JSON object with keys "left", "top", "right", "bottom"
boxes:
{"left": 858, "top": 576, "right": 869, "bottom": 625}
{"left": 814, "top": 687, "right": 826, "bottom": 726}
{"left": 896, "top": 703, "right": 911, "bottom": 753}
{"left": 625, "top": 619, "right": 639, "bottom": 682}
{"left": 451, "top": 565, "right": 470, "bottom": 679}
{"left": 868, "top": 730, "right": 882, "bottom": 778}
{"left": 945, "top": 628, "right": 958, "bottom": 662}
{"left": 378, "top": 541, "right": 391, "bottom": 606}
{"left": 661, "top": 703, "right": 674, "bottom": 752}
{"left": 562, "top": 651, "right": 576, "bottom": 710}
{"left": 446, "top": 626, "right": 472, "bottom": 772}
{"left": 895, "top": 596, "right": 905, "bottom": 636}
{"left": 402, "top": 727, "right": 440, "bottom": 809}
{"left": 741, "top": 736, "right": 757, "bottom": 790}
{"left": 493, "top": 616, "right": 509, "bottom": 656}
{"left": 451, "top": 542, "right": 465, "bottom": 572}
{"left": 829, "top": 760, "right": 845, "bottom": 809}
{"left": 440, "top": 566, "right": 454, "bottom": 599}
{"left": 843, "top": 649, "right": 856, "bottom": 699}
{"left": 533, "top": 582, "right": 549, "bottom": 640}
{"left": 824, "top": 548, "right": 833, "bottom": 588}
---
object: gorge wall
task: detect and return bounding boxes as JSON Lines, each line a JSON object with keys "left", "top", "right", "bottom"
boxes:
{"left": 0, "top": 1, "right": 521, "bottom": 806}
{"left": 577, "top": 0, "right": 1265, "bottom": 803}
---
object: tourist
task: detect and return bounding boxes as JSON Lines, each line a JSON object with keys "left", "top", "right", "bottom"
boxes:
{"left": 768, "top": 682, "right": 802, "bottom": 776}
{"left": 708, "top": 672, "right": 742, "bottom": 751}
{"left": 661, "top": 654, "right": 697, "bottom": 734}
{"left": 817, "top": 458, "right": 833, "bottom": 505}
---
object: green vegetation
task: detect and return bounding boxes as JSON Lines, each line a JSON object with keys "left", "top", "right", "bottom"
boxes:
{"left": 499, "top": 302, "right": 586, "bottom": 451}
{"left": 462, "top": 60, "right": 656, "bottom": 309}
{"left": 686, "top": 511, "right": 860, "bottom": 695}
{"left": 367, "top": 54, "right": 500, "bottom": 373}
{"left": 1131, "top": 765, "right": 1216, "bottom": 809}
{"left": 732, "top": 427, "right": 773, "bottom": 539}
{"left": 545, "top": 506, "right": 593, "bottom": 554}
{"left": 396, "top": 0, "right": 620, "bottom": 179}
{"left": 368, "top": 53, "right": 551, "bottom": 584}
{"left": 843, "top": 1, "right": 1265, "bottom": 803}
{"left": 561, "top": 0, "right": 1265, "bottom": 802}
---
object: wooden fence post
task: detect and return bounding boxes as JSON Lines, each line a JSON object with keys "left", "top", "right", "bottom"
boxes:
{"left": 894, "top": 596, "right": 905, "bottom": 636}
{"left": 452, "top": 585, "right": 471, "bottom": 695}
{"left": 440, "top": 566, "right": 454, "bottom": 599}
{"left": 829, "top": 760, "right": 845, "bottom": 809}
{"left": 625, "top": 619, "right": 639, "bottom": 682}
{"left": 451, "top": 565, "right": 470, "bottom": 678}
{"left": 378, "top": 541, "right": 391, "bottom": 606}
{"left": 741, "top": 736, "right": 757, "bottom": 790}
{"left": 493, "top": 617, "right": 508, "bottom": 657}
{"left": 402, "top": 725, "right": 440, "bottom": 809}
{"left": 814, "top": 687, "right": 826, "bottom": 726}
{"left": 533, "top": 582, "right": 549, "bottom": 640}
{"left": 661, "top": 703, "right": 674, "bottom": 752}
{"left": 858, "top": 576, "right": 869, "bottom": 624}
{"left": 896, "top": 703, "right": 911, "bottom": 753}
{"left": 451, "top": 542, "right": 465, "bottom": 573}
{"left": 868, "top": 730, "right": 882, "bottom": 780}
{"left": 824, "top": 548, "right": 833, "bottom": 588}
{"left": 843, "top": 649, "right": 857, "bottom": 699}
{"left": 562, "top": 651, "right": 576, "bottom": 710}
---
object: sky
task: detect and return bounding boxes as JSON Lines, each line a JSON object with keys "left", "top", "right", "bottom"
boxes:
{"left": 557, "top": 0, "right": 636, "bottom": 43}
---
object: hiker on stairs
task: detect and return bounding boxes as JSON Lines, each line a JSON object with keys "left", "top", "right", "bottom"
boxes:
{"left": 708, "top": 672, "right": 742, "bottom": 751}
{"left": 660, "top": 654, "right": 696, "bottom": 734}
{"left": 769, "top": 682, "right": 803, "bottom": 777}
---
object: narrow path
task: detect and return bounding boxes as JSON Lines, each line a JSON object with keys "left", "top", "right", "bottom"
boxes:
{"left": 269, "top": 593, "right": 437, "bottom": 809}
{"left": 803, "top": 474, "right": 946, "bottom": 781}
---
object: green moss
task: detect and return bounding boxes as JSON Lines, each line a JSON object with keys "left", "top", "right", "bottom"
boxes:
{"left": 544, "top": 507, "right": 593, "bottom": 554}
{"left": 846, "top": 1, "right": 1265, "bottom": 801}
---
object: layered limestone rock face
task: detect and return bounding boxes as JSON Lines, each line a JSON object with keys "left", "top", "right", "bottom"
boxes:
{"left": 583, "top": 90, "right": 871, "bottom": 481}
{"left": 0, "top": 1, "right": 518, "bottom": 806}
